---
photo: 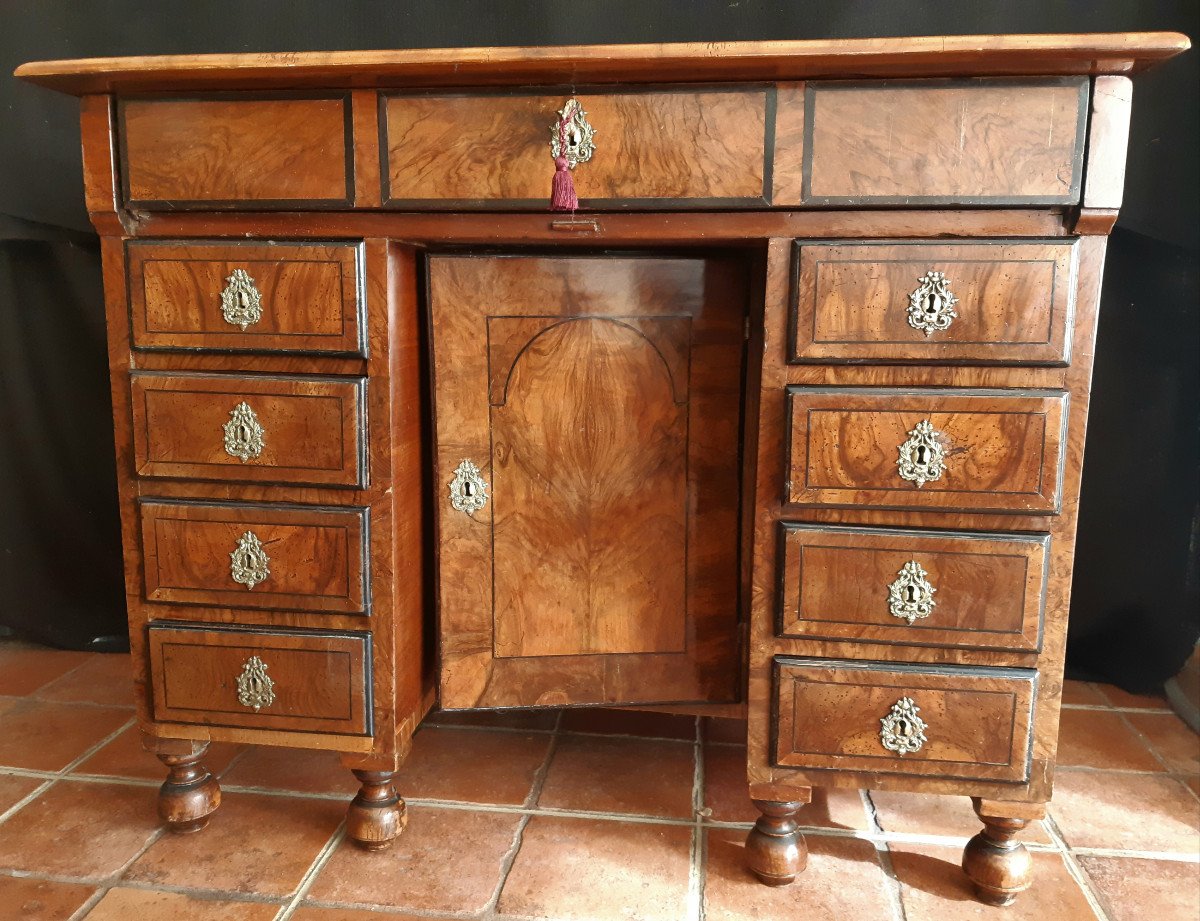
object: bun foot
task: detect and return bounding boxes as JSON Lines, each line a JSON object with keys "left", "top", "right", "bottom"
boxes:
{"left": 962, "top": 802, "right": 1035, "bottom": 906}
{"left": 156, "top": 746, "right": 221, "bottom": 834}
{"left": 346, "top": 769, "right": 407, "bottom": 851}
{"left": 746, "top": 799, "right": 807, "bottom": 886}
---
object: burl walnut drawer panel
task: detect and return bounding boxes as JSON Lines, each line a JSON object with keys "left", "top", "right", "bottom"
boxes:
{"left": 785, "top": 388, "right": 1067, "bottom": 514}
{"left": 790, "top": 241, "right": 1078, "bottom": 365}
{"left": 127, "top": 242, "right": 365, "bottom": 355}
{"left": 130, "top": 373, "right": 367, "bottom": 488}
{"left": 778, "top": 524, "right": 1048, "bottom": 652}
{"left": 119, "top": 96, "right": 353, "bottom": 207}
{"left": 382, "top": 88, "right": 768, "bottom": 206}
{"left": 139, "top": 500, "right": 368, "bottom": 615}
{"left": 148, "top": 623, "right": 371, "bottom": 735}
{"left": 774, "top": 658, "right": 1036, "bottom": 783}
{"left": 778, "top": 77, "right": 1087, "bottom": 205}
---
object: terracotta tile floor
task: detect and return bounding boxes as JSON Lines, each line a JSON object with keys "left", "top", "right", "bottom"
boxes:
{"left": 1, "top": 646, "right": 1197, "bottom": 920}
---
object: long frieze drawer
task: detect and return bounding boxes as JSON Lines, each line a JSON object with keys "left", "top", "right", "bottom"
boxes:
{"left": 790, "top": 241, "right": 1078, "bottom": 365}
{"left": 130, "top": 373, "right": 367, "bottom": 488}
{"left": 785, "top": 388, "right": 1067, "bottom": 514}
{"left": 128, "top": 241, "right": 365, "bottom": 355}
{"left": 777, "top": 77, "right": 1087, "bottom": 205}
{"left": 139, "top": 500, "right": 368, "bottom": 615}
{"left": 774, "top": 658, "right": 1036, "bottom": 783}
{"left": 778, "top": 524, "right": 1048, "bottom": 652}
{"left": 119, "top": 96, "right": 353, "bottom": 207}
{"left": 383, "top": 88, "right": 768, "bottom": 206}
{"left": 148, "top": 624, "right": 371, "bottom": 735}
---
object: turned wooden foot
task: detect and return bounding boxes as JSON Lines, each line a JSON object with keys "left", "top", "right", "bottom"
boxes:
{"left": 746, "top": 799, "right": 807, "bottom": 886}
{"left": 156, "top": 745, "right": 221, "bottom": 834}
{"left": 962, "top": 799, "right": 1036, "bottom": 906}
{"left": 346, "top": 769, "right": 407, "bottom": 851}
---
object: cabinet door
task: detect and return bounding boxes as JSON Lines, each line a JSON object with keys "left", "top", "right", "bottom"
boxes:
{"left": 430, "top": 254, "right": 746, "bottom": 709}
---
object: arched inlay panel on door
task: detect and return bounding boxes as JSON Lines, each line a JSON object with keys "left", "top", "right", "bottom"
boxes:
{"left": 430, "top": 253, "right": 746, "bottom": 709}
{"left": 489, "top": 316, "right": 692, "bottom": 657}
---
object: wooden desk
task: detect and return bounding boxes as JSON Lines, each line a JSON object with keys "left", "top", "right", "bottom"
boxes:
{"left": 16, "top": 31, "right": 1189, "bottom": 903}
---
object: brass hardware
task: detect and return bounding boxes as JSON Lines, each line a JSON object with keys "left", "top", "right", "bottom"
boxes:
{"left": 549, "top": 97, "right": 596, "bottom": 169}
{"left": 880, "top": 697, "right": 928, "bottom": 755}
{"left": 449, "top": 459, "right": 489, "bottom": 517}
{"left": 897, "top": 419, "right": 946, "bottom": 488}
{"left": 223, "top": 401, "right": 265, "bottom": 462}
{"left": 220, "top": 269, "right": 263, "bottom": 330}
{"left": 907, "top": 271, "right": 958, "bottom": 336}
{"left": 230, "top": 530, "right": 270, "bottom": 590}
{"left": 236, "top": 655, "right": 276, "bottom": 711}
{"left": 888, "top": 560, "right": 936, "bottom": 625}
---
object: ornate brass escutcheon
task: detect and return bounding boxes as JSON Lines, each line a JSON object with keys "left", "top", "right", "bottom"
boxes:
{"left": 220, "top": 268, "right": 263, "bottom": 330}
{"left": 896, "top": 419, "right": 946, "bottom": 488}
{"left": 888, "top": 560, "right": 937, "bottom": 625}
{"left": 880, "top": 696, "right": 928, "bottom": 755}
{"left": 236, "top": 655, "right": 276, "bottom": 711}
{"left": 449, "top": 459, "right": 489, "bottom": 517}
{"left": 549, "top": 97, "right": 596, "bottom": 169}
{"left": 230, "top": 530, "right": 270, "bottom": 590}
{"left": 223, "top": 401, "right": 265, "bottom": 462}
{"left": 907, "top": 270, "right": 958, "bottom": 336}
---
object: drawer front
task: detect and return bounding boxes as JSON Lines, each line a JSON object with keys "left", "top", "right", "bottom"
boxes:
{"left": 119, "top": 96, "right": 352, "bottom": 207}
{"left": 130, "top": 373, "right": 366, "bottom": 488}
{"left": 783, "top": 77, "right": 1087, "bottom": 205}
{"left": 148, "top": 624, "right": 371, "bottom": 735}
{"left": 790, "top": 241, "right": 1077, "bottom": 364}
{"left": 128, "top": 242, "right": 364, "bottom": 355}
{"left": 383, "top": 88, "right": 768, "bottom": 206}
{"left": 779, "top": 524, "right": 1047, "bottom": 652}
{"left": 786, "top": 388, "right": 1067, "bottom": 514}
{"left": 140, "top": 500, "right": 368, "bottom": 615}
{"left": 774, "top": 658, "right": 1036, "bottom": 783}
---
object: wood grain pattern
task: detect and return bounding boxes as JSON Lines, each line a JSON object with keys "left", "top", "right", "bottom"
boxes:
{"left": 15, "top": 33, "right": 1189, "bottom": 94}
{"left": 148, "top": 623, "right": 371, "bottom": 734}
{"left": 129, "top": 372, "right": 366, "bottom": 487}
{"left": 491, "top": 317, "right": 689, "bottom": 656}
{"left": 384, "top": 89, "right": 767, "bottom": 204}
{"left": 139, "top": 499, "right": 368, "bottom": 614}
{"left": 796, "top": 79, "right": 1087, "bottom": 204}
{"left": 786, "top": 388, "right": 1067, "bottom": 514}
{"left": 778, "top": 524, "right": 1047, "bottom": 652}
{"left": 774, "top": 659, "right": 1036, "bottom": 783}
{"left": 1082, "top": 76, "right": 1134, "bottom": 214}
{"left": 430, "top": 254, "right": 745, "bottom": 708}
{"left": 791, "top": 241, "right": 1078, "bottom": 364}
{"left": 120, "top": 97, "right": 350, "bottom": 205}
{"left": 128, "top": 241, "right": 364, "bottom": 354}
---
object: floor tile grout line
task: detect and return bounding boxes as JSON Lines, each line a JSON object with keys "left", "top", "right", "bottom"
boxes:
{"left": 1069, "top": 847, "right": 1200, "bottom": 862}
{"left": 274, "top": 822, "right": 348, "bottom": 921}
{"left": 1043, "top": 814, "right": 1114, "bottom": 921}
{"left": 67, "top": 886, "right": 111, "bottom": 921}
{"left": 862, "top": 789, "right": 910, "bottom": 921}
{"left": 478, "top": 708, "right": 563, "bottom": 918}
{"left": 1062, "top": 702, "right": 1173, "bottom": 714}
{"left": 688, "top": 715, "right": 704, "bottom": 921}
{"left": 1112, "top": 708, "right": 1177, "bottom": 774}
{"left": 0, "top": 715, "right": 136, "bottom": 830}
{"left": 86, "top": 876, "right": 291, "bottom": 905}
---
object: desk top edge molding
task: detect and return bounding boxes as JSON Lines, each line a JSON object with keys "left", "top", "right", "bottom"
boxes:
{"left": 14, "top": 31, "right": 1191, "bottom": 95}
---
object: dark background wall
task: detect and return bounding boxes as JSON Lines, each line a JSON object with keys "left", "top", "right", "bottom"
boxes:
{"left": 1, "top": 1, "right": 1196, "bottom": 689}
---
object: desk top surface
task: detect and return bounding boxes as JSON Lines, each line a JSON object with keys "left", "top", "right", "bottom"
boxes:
{"left": 15, "top": 32, "right": 1191, "bottom": 95}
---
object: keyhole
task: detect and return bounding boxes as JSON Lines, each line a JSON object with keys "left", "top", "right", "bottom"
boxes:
{"left": 462, "top": 481, "right": 475, "bottom": 498}
{"left": 916, "top": 445, "right": 928, "bottom": 465}
{"left": 566, "top": 126, "right": 580, "bottom": 150}
{"left": 924, "top": 293, "right": 941, "bottom": 315}
{"left": 895, "top": 718, "right": 911, "bottom": 738}
{"left": 905, "top": 585, "right": 917, "bottom": 603}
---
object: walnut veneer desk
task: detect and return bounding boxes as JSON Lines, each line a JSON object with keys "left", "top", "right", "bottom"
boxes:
{"left": 17, "top": 31, "right": 1190, "bottom": 905}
